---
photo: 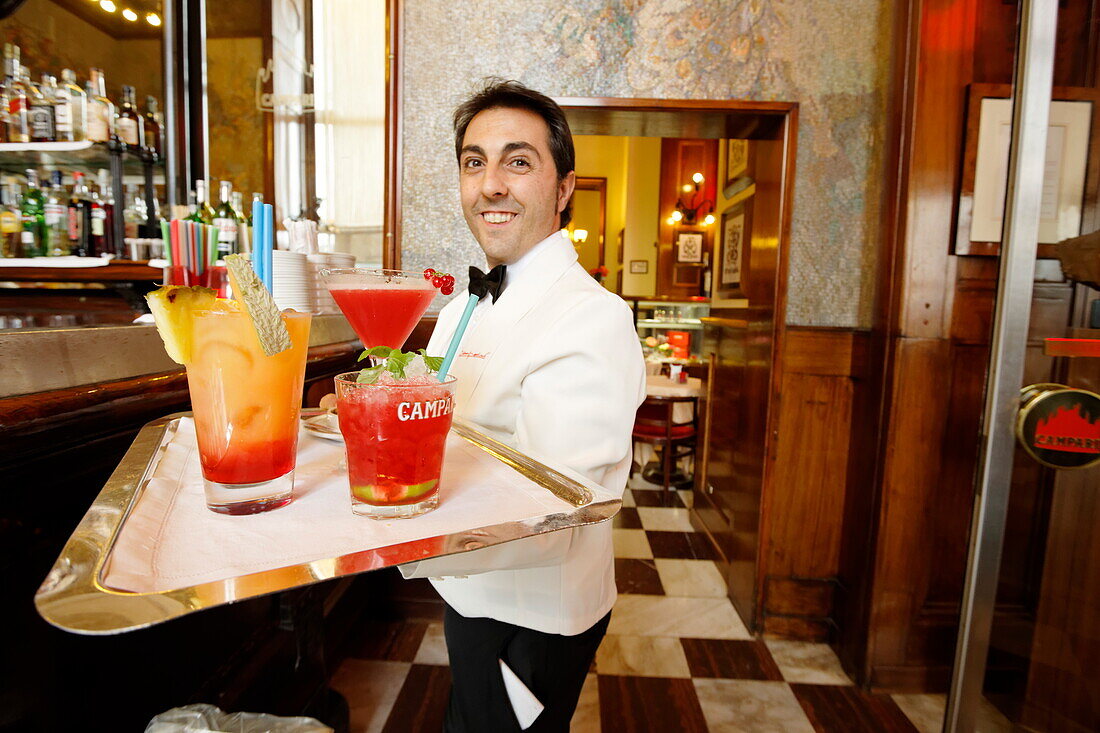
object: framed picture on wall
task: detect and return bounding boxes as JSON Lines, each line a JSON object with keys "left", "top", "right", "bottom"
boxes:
{"left": 724, "top": 139, "right": 749, "bottom": 189}
{"left": 955, "top": 83, "right": 1098, "bottom": 256}
{"left": 676, "top": 232, "right": 704, "bottom": 263}
{"left": 629, "top": 259, "right": 648, "bottom": 274}
{"left": 712, "top": 196, "right": 753, "bottom": 306}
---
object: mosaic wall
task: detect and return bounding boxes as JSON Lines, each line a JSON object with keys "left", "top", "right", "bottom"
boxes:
{"left": 399, "top": 0, "right": 894, "bottom": 327}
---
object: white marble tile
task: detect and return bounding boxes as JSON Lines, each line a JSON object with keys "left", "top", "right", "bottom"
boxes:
{"left": 612, "top": 529, "right": 652, "bottom": 559}
{"left": 621, "top": 490, "right": 635, "bottom": 508}
{"left": 764, "top": 640, "right": 852, "bottom": 685}
{"left": 594, "top": 634, "right": 692, "bottom": 678}
{"left": 609, "top": 594, "right": 750, "bottom": 639}
{"left": 330, "top": 659, "right": 410, "bottom": 733}
{"left": 637, "top": 507, "right": 695, "bottom": 532}
{"left": 654, "top": 559, "right": 727, "bottom": 597}
{"left": 412, "top": 622, "right": 449, "bottom": 666}
{"left": 694, "top": 679, "right": 815, "bottom": 732}
{"left": 570, "top": 673, "right": 600, "bottom": 732}
{"left": 891, "top": 693, "right": 945, "bottom": 733}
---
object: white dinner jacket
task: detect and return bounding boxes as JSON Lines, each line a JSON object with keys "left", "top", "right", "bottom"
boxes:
{"left": 400, "top": 232, "right": 646, "bottom": 635}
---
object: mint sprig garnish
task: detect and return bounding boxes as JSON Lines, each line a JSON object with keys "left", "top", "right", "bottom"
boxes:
{"left": 355, "top": 346, "right": 445, "bottom": 384}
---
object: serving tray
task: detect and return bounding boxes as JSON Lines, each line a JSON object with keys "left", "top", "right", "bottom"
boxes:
{"left": 35, "top": 411, "right": 620, "bottom": 635}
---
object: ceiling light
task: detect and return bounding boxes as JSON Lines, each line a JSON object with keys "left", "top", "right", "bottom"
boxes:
{"left": 122, "top": 8, "right": 137, "bottom": 20}
{"left": 146, "top": 12, "right": 161, "bottom": 26}
{"left": 99, "top": 0, "right": 116, "bottom": 12}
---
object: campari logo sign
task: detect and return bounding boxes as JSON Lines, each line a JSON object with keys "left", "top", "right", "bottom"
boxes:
{"left": 1016, "top": 384, "right": 1100, "bottom": 470}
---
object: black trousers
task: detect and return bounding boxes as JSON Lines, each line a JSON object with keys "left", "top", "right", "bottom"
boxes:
{"left": 442, "top": 604, "right": 611, "bottom": 732}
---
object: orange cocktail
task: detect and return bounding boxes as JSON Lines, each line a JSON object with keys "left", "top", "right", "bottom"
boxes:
{"left": 186, "top": 308, "right": 312, "bottom": 514}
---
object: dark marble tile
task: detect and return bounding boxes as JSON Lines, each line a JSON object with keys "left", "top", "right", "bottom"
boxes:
{"left": 631, "top": 489, "right": 686, "bottom": 508}
{"left": 383, "top": 664, "right": 451, "bottom": 733}
{"left": 348, "top": 620, "right": 429, "bottom": 662}
{"left": 790, "top": 683, "right": 920, "bottom": 733}
{"left": 680, "top": 638, "right": 784, "bottom": 680}
{"left": 612, "top": 507, "right": 644, "bottom": 529}
{"left": 598, "top": 675, "right": 708, "bottom": 732}
{"left": 645, "top": 530, "right": 720, "bottom": 561}
{"left": 615, "top": 558, "right": 665, "bottom": 595}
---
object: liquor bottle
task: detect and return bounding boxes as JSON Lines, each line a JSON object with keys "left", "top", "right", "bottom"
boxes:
{"left": 0, "top": 184, "right": 21, "bottom": 257}
{"left": 143, "top": 95, "right": 163, "bottom": 157}
{"left": 231, "top": 191, "right": 245, "bottom": 221}
{"left": 248, "top": 192, "right": 263, "bottom": 225}
{"left": 212, "top": 180, "right": 239, "bottom": 256}
{"left": 68, "top": 171, "right": 92, "bottom": 256}
{"left": 4, "top": 45, "right": 29, "bottom": 143}
{"left": 86, "top": 68, "right": 114, "bottom": 143}
{"left": 28, "top": 72, "right": 56, "bottom": 143}
{"left": 126, "top": 184, "right": 145, "bottom": 239}
{"left": 90, "top": 169, "right": 113, "bottom": 256}
{"left": 20, "top": 169, "right": 46, "bottom": 257}
{"left": 44, "top": 170, "right": 68, "bottom": 255}
{"left": 188, "top": 179, "right": 215, "bottom": 224}
{"left": 116, "top": 85, "right": 142, "bottom": 148}
{"left": 55, "top": 69, "right": 84, "bottom": 140}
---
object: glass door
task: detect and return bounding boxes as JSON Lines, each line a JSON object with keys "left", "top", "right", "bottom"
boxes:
{"left": 947, "top": 0, "right": 1100, "bottom": 730}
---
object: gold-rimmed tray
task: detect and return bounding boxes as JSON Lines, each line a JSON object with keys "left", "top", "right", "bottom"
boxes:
{"left": 34, "top": 411, "right": 620, "bottom": 635}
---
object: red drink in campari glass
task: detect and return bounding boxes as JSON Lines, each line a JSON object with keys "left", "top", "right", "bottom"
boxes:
{"left": 334, "top": 371, "right": 457, "bottom": 518}
{"left": 320, "top": 269, "right": 436, "bottom": 348}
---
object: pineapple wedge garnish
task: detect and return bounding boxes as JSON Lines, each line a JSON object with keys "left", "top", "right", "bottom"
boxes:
{"left": 145, "top": 285, "right": 218, "bottom": 364}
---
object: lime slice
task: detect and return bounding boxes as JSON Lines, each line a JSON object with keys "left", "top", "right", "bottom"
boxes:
{"left": 224, "top": 254, "right": 292, "bottom": 357}
{"left": 405, "top": 478, "right": 438, "bottom": 499}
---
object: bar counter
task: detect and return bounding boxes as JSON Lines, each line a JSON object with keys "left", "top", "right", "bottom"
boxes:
{"left": 0, "top": 313, "right": 436, "bottom": 730}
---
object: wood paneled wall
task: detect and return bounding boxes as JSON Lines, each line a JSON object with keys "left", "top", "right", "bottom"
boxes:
{"left": 842, "top": 0, "right": 1100, "bottom": 693}
{"left": 761, "top": 327, "right": 870, "bottom": 640}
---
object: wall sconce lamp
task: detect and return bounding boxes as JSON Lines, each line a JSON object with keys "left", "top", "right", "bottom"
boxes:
{"left": 571, "top": 229, "right": 589, "bottom": 244}
{"left": 667, "top": 172, "right": 716, "bottom": 226}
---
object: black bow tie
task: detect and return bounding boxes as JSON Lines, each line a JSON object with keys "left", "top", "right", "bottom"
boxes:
{"left": 468, "top": 264, "right": 507, "bottom": 303}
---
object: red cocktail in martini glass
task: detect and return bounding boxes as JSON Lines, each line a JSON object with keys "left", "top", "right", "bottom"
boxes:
{"left": 320, "top": 268, "right": 436, "bottom": 348}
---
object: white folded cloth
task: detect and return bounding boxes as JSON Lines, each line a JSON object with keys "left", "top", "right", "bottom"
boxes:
{"left": 500, "top": 659, "right": 544, "bottom": 729}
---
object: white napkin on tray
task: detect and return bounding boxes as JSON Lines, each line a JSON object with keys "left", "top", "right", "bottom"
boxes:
{"left": 102, "top": 418, "right": 588, "bottom": 594}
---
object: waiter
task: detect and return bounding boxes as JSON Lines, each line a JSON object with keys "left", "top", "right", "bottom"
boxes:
{"left": 399, "top": 79, "right": 646, "bottom": 731}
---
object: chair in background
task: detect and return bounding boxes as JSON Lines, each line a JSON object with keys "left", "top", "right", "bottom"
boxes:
{"left": 631, "top": 395, "right": 698, "bottom": 503}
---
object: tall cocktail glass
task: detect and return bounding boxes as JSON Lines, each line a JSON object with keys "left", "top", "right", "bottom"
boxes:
{"left": 186, "top": 309, "right": 312, "bottom": 514}
{"left": 320, "top": 269, "right": 435, "bottom": 349}
{"left": 334, "top": 371, "right": 457, "bottom": 518}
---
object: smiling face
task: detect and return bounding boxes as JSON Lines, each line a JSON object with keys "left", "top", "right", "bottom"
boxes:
{"left": 459, "top": 107, "right": 575, "bottom": 267}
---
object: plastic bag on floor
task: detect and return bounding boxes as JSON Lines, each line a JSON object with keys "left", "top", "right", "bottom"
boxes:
{"left": 145, "top": 703, "right": 333, "bottom": 732}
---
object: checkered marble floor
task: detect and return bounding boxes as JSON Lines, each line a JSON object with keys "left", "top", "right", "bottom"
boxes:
{"left": 330, "top": 484, "right": 962, "bottom": 732}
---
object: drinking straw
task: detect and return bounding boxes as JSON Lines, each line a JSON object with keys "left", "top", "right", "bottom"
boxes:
{"left": 208, "top": 225, "right": 218, "bottom": 266}
{"left": 252, "top": 199, "right": 265, "bottom": 286}
{"left": 437, "top": 294, "right": 480, "bottom": 382}
{"left": 263, "top": 203, "right": 274, "bottom": 293}
{"left": 160, "top": 220, "right": 171, "bottom": 265}
{"left": 195, "top": 222, "right": 204, "bottom": 276}
{"left": 169, "top": 219, "right": 182, "bottom": 269}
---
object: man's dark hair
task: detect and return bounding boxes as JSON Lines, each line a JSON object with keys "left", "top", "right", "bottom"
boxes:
{"left": 453, "top": 78, "right": 576, "bottom": 228}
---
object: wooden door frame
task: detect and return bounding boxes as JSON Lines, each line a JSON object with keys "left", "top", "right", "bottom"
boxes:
{"left": 383, "top": 0, "right": 403, "bottom": 269}
{"left": 557, "top": 96, "right": 798, "bottom": 630}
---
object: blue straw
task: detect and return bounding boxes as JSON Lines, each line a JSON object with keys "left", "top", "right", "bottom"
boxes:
{"left": 263, "top": 203, "right": 274, "bottom": 293}
{"left": 437, "top": 294, "right": 480, "bottom": 381}
{"left": 251, "top": 200, "right": 266, "bottom": 289}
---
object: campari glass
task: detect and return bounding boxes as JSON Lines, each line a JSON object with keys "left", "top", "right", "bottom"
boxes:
{"left": 320, "top": 268, "right": 436, "bottom": 348}
{"left": 187, "top": 309, "right": 312, "bottom": 514}
{"left": 334, "top": 370, "right": 457, "bottom": 519}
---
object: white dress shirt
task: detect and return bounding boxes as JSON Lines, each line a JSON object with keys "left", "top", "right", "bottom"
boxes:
{"left": 400, "top": 231, "right": 646, "bottom": 635}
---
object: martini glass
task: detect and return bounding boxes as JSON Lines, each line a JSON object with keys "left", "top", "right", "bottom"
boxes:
{"left": 320, "top": 268, "right": 436, "bottom": 349}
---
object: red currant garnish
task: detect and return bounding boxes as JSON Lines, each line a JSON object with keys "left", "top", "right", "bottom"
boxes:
{"left": 423, "top": 268, "right": 435, "bottom": 280}
{"left": 441, "top": 284, "right": 454, "bottom": 295}
{"left": 443, "top": 274, "right": 455, "bottom": 288}
{"left": 432, "top": 275, "right": 444, "bottom": 288}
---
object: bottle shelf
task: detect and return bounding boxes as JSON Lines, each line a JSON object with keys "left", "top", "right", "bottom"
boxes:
{"left": 0, "top": 141, "right": 163, "bottom": 179}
